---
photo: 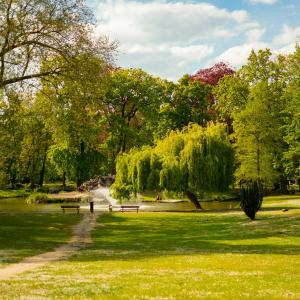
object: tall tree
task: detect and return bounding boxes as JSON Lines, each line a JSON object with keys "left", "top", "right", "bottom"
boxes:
{"left": 156, "top": 75, "right": 212, "bottom": 138}
{"left": 191, "top": 62, "right": 234, "bottom": 86}
{"left": 0, "top": 92, "right": 24, "bottom": 187}
{"left": 215, "top": 49, "right": 289, "bottom": 192}
{"left": 39, "top": 54, "right": 110, "bottom": 186}
{"left": 102, "top": 68, "right": 165, "bottom": 162}
{"left": 283, "top": 45, "right": 300, "bottom": 185}
{"left": 233, "top": 84, "right": 280, "bottom": 186}
{"left": 0, "top": 0, "right": 110, "bottom": 89}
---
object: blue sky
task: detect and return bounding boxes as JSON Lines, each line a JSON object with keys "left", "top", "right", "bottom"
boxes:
{"left": 87, "top": 0, "right": 300, "bottom": 81}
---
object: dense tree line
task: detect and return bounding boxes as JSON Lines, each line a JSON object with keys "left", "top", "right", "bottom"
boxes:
{"left": 215, "top": 47, "right": 300, "bottom": 192}
{"left": 0, "top": 1, "right": 299, "bottom": 194}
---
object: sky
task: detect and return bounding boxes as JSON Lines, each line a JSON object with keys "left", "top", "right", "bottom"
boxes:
{"left": 87, "top": 0, "right": 300, "bottom": 81}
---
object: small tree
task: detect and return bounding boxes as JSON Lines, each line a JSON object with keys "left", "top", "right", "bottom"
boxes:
{"left": 240, "top": 181, "right": 263, "bottom": 220}
{"left": 112, "top": 123, "right": 234, "bottom": 208}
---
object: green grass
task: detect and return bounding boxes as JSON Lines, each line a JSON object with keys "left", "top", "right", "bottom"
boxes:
{"left": 0, "top": 195, "right": 299, "bottom": 299}
{"left": 0, "top": 213, "right": 81, "bottom": 266}
{"left": 0, "top": 189, "right": 29, "bottom": 199}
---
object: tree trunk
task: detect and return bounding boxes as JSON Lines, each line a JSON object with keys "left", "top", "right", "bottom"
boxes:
{"left": 185, "top": 191, "right": 202, "bottom": 209}
{"left": 121, "top": 133, "right": 126, "bottom": 153}
{"left": 256, "top": 145, "right": 261, "bottom": 180}
{"left": 62, "top": 172, "right": 66, "bottom": 188}
{"left": 38, "top": 141, "right": 48, "bottom": 187}
{"left": 279, "top": 175, "right": 288, "bottom": 194}
{"left": 76, "top": 141, "right": 85, "bottom": 188}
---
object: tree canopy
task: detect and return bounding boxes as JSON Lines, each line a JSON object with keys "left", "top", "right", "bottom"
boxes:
{"left": 0, "top": 0, "right": 115, "bottom": 89}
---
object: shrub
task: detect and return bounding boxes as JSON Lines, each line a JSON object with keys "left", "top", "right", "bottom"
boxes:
{"left": 240, "top": 181, "right": 263, "bottom": 220}
{"left": 111, "top": 183, "right": 133, "bottom": 201}
{"left": 26, "top": 193, "right": 49, "bottom": 204}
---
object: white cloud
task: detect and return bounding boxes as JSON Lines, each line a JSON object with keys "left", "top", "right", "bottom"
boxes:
{"left": 96, "top": 1, "right": 256, "bottom": 45}
{"left": 248, "top": 0, "right": 277, "bottom": 4}
{"left": 272, "top": 24, "right": 300, "bottom": 46}
{"left": 94, "top": 0, "right": 259, "bottom": 80}
{"left": 211, "top": 24, "right": 299, "bottom": 69}
{"left": 214, "top": 42, "right": 268, "bottom": 67}
{"left": 246, "top": 28, "right": 266, "bottom": 42}
{"left": 93, "top": 0, "right": 297, "bottom": 81}
{"left": 118, "top": 44, "right": 214, "bottom": 81}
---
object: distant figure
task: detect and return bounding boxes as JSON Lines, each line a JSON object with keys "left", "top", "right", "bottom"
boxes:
{"left": 109, "top": 204, "right": 113, "bottom": 212}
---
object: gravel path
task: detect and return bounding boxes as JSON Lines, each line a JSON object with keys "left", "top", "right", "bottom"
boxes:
{"left": 0, "top": 212, "right": 100, "bottom": 280}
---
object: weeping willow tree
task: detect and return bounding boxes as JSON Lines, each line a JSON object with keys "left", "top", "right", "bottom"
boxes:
{"left": 111, "top": 123, "right": 234, "bottom": 208}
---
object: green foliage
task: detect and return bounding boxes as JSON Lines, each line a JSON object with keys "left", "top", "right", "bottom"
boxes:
{"left": 26, "top": 193, "right": 49, "bottom": 204}
{"left": 112, "top": 123, "right": 234, "bottom": 199}
{"left": 215, "top": 48, "right": 293, "bottom": 190}
{"left": 0, "top": 92, "right": 25, "bottom": 187}
{"left": 102, "top": 68, "right": 165, "bottom": 161}
{"left": 0, "top": 0, "right": 114, "bottom": 89}
{"left": 282, "top": 45, "right": 300, "bottom": 182}
{"left": 233, "top": 94, "right": 279, "bottom": 185}
{"left": 240, "top": 181, "right": 263, "bottom": 220}
{"left": 39, "top": 54, "right": 109, "bottom": 185}
{"left": 214, "top": 73, "right": 249, "bottom": 123}
{"left": 156, "top": 75, "right": 213, "bottom": 137}
{"left": 111, "top": 183, "right": 133, "bottom": 201}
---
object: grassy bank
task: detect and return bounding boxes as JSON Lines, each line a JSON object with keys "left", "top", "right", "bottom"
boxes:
{"left": 0, "top": 182, "right": 76, "bottom": 199}
{"left": 0, "top": 195, "right": 299, "bottom": 299}
{"left": 0, "top": 214, "right": 81, "bottom": 266}
{"left": 0, "top": 189, "right": 29, "bottom": 199}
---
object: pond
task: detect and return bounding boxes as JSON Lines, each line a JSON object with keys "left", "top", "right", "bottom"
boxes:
{"left": 0, "top": 197, "right": 240, "bottom": 213}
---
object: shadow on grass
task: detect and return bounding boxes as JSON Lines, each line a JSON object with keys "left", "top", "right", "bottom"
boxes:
{"left": 0, "top": 214, "right": 81, "bottom": 264}
{"left": 70, "top": 210, "right": 300, "bottom": 262}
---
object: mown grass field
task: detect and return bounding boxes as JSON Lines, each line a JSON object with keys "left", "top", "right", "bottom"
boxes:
{"left": 0, "top": 195, "right": 299, "bottom": 299}
{"left": 0, "top": 214, "right": 81, "bottom": 266}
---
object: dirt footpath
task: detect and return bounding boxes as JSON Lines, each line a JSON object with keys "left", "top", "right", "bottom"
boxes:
{"left": 0, "top": 212, "right": 100, "bottom": 280}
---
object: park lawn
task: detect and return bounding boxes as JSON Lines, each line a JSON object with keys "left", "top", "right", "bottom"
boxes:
{"left": 0, "top": 195, "right": 299, "bottom": 299}
{"left": 263, "top": 194, "right": 300, "bottom": 208}
{"left": 0, "top": 213, "right": 81, "bottom": 266}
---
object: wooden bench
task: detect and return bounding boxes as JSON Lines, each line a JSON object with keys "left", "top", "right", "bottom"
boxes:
{"left": 120, "top": 205, "right": 139, "bottom": 213}
{"left": 61, "top": 205, "right": 80, "bottom": 214}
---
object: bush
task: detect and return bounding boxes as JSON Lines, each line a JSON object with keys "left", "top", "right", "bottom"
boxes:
{"left": 111, "top": 183, "right": 133, "bottom": 200}
{"left": 240, "top": 181, "right": 263, "bottom": 220}
{"left": 26, "top": 193, "right": 49, "bottom": 204}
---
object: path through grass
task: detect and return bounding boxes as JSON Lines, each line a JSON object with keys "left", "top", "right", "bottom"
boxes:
{"left": 0, "top": 214, "right": 81, "bottom": 266}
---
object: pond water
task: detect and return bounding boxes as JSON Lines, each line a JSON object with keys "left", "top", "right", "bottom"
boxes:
{"left": 0, "top": 197, "right": 240, "bottom": 213}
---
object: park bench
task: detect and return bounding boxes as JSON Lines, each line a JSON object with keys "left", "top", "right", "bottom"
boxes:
{"left": 120, "top": 205, "right": 139, "bottom": 213}
{"left": 61, "top": 205, "right": 80, "bottom": 214}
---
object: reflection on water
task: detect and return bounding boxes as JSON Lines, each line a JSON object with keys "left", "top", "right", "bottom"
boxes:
{"left": 0, "top": 197, "right": 240, "bottom": 213}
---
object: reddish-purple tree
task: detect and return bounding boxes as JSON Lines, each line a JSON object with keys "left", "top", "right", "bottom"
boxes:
{"left": 190, "top": 62, "right": 234, "bottom": 86}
